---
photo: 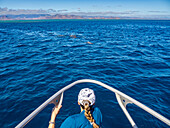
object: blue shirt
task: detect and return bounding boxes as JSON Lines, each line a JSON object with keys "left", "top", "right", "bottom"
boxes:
{"left": 60, "top": 107, "right": 102, "bottom": 128}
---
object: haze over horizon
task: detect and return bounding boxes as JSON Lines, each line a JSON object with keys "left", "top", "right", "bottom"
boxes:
{"left": 0, "top": 0, "right": 170, "bottom": 19}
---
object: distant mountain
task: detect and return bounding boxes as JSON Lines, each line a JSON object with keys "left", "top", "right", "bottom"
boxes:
{"left": 0, "top": 13, "right": 120, "bottom": 20}
{"left": 0, "top": 7, "right": 170, "bottom": 20}
{"left": 0, "top": 14, "right": 50, "bottom": 19}
{"left": 0, "top": 7, "right": 118, "bottom": 20}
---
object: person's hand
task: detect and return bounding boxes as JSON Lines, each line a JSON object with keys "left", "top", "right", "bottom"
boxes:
{"left": 50, "top": 105, "right": 62, "bottom": 122}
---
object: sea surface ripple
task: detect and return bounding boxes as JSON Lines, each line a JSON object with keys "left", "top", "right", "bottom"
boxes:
{"left": 0, "top": 20, "right": 170, "bottom": 128}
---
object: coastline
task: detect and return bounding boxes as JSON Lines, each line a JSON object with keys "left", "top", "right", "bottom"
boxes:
{"left": 0, "top": 18, "right": 170, "bottom": 23}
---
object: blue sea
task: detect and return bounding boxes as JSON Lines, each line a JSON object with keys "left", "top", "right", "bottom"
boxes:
{"left": 0, "top": 20, "right": 170, "bottom": 128}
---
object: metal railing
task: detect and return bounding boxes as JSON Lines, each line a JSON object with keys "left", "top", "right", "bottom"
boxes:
{"left": 15, "top": 79, "right": 170, "bottom": 128}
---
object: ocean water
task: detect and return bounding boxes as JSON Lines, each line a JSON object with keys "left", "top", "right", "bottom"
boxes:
{"left": 0, "top": 20, "right": 169, "bottom": 128}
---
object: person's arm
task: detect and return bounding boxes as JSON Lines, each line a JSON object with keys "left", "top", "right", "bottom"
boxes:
{"left": 48, "top": 105, "right": 62, "bottom": 128}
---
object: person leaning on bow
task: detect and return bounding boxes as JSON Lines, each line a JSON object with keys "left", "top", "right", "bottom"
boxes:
{"left": 48, "top": 88, "right": 102, "bottom": 128}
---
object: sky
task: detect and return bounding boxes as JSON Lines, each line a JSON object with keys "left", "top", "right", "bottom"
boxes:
{"left": 0, "top": 0, "right": 170, "bottom": 18}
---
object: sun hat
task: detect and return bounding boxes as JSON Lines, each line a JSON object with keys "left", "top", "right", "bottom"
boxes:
{"left": 78, "top": 88, "right": 96, "bottom": 106}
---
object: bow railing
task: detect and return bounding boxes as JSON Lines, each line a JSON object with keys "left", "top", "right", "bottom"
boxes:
{"left": 15, "top": 79, "right": 170, "bottom": 128}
